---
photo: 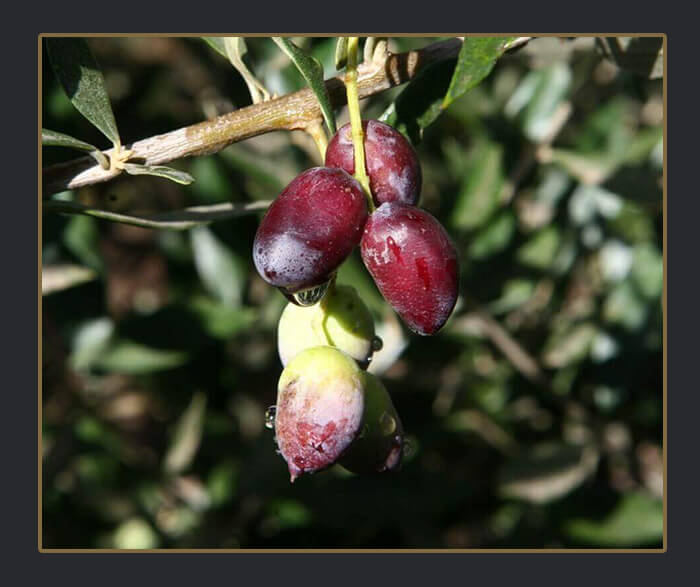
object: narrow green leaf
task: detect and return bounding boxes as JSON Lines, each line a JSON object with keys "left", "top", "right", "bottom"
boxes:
{"left": 46, "top": 38, "right": 120, "bottom": 145}
{"left": 123, "top": 163, "right": 194, "bottom": 185}
{"left": 334, "top": 37, "right": 348, "bottom": 70}
{"left": 42, "top": 264, "right": 97, "bottom": 295}
{"left": 190, "top": 226, "right": 246, "bottom": 307}
{"left": 452, "top": 141, "right": 505, "bottom": 230}
{"left": 443, "top": 37, "right": 514, "bottom": 109}
{"left": 202, "top": 37, "right": 227, "bottom": 58}
{"left": 272, "top": 37, "right": 336, "bottom": 134}
{"left": 224, "top": 37, "right": 270, "bottom": 103}
{"left": 44, "top": 199, "right": 270, "bottom": 230}
{"left": 163, "top": 392, "right": 207, "bottom": 475}
{"left": 95, "top": 340, "right": 189, "bottom": 374}
{"left": 42, "top": 128, "right": 109, "bottom": 169}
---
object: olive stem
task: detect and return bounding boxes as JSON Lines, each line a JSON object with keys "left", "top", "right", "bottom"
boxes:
{"left": 306, "top": 120, "right": 328, "bottom": 160}
{"left": 345, "top": 37, "right": 374, "bottom": 212}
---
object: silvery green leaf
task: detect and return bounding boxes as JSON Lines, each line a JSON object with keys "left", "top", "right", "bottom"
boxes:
{"left": 202, "top": 37, "right": 227, "bottom": 58}
{"left": 46, "top": 38, "right": 120, "bottom": 145}
{"left": 123, "top": 163, "right": 194, "bottom": 185}
{"left": 190, "top": 226, "right": 246, "bottom": 307}
{"left": 222, "top": 37, "right": 270, "bottom": 104}
{"left": 334, "top": 37, "right": 348, "bottom": 70}
{"left": 272, "top": 37, "right": 336, "bottom": 134}
{"left": 42, "top": 128, "right": 109, "bottom": 169}
{"left": 42, "top": 264, "right": 97, "bottom": 295}
{"left": 163, "top": 392, "right": 207, "bottom": 475}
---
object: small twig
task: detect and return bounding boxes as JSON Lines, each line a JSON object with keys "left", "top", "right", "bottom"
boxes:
{"left": 43, "top": 199, "right": 271, "bottom": 230}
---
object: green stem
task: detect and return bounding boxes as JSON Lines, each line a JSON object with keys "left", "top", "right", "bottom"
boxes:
{"left": 306, "top": 120, "right": 328, "bottom": 160}
{"left": 345, "top": 37, "right": 374, "bottom": 212}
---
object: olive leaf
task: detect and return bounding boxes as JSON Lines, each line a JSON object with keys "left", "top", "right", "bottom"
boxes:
{"left": 272, "top": 37, "right": 336, "bottom": 134}
{"left": 379, "top": 57, "right": 457, "bottom": 143}
{"left": 203, "top": 37, "right": 270, "bottom": 104}
{"left": 224, "top": 37, "right": 270, "bottom": 104}
{"left": 44, "top": 199, "right": 270, "bottom": 230}
{"left": 442, "top": 37, "right": 514, "bottom": 109}
{"left": 122, "top": 163, "right": 194, "bottom": 185}
{"left": 202, "top": 36, "right": 227, "bottom": 58}
{"left": 334, "top": 37, "right": 348, "bottom": 70}
{"left": 564, "top": 492, "right": 663, "bottom": 546}
{"left": 42, "top": 264, "right": 97, "bottom": 295}
{"left": 381, "top": 37, "right": 513, "bottom": 144}
{"left": 46, "top": 38, "right": 121, "bottom": 146}
{"left": 42, "top": 128, "right": 109, "bottom": 169}
{"left": 163, "top": 392, "right": 207, "bottom": 475}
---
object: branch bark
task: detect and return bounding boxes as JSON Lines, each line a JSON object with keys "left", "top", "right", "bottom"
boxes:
{"left": 43, "top": 38, "right": 463, "bottom": 196}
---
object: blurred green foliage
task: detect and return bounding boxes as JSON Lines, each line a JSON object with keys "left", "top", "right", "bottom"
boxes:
{"left": 42, "top": 36, "right": 663, "bottom": 549}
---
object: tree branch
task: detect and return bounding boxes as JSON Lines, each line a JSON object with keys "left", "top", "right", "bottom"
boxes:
{"left": 43, "top": 38, "right": 463, "bottom": 196}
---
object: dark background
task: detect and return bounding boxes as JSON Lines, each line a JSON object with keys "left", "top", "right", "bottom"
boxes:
{"left": 41, "top": 36, "right": 664, "bottom": 549}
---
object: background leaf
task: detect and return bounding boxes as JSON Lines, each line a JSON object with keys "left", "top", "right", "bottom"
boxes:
{"left": 46, "top": 38, "right": 120, "bottom": 144}
{"left": 564, "top": 492, "right": 663, "bottom": 546}
{"left": 190, "top": 226, "right": 246, "bottom": 307}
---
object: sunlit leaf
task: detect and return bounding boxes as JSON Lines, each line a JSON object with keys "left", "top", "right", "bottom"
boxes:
{"left": 443, "top": 37, "right": 514, "bottom": 109}
{"left": 69, "top": 317, "right": 115, "bottom": 372}
{"left": 42, "top": 264, "right": 97, "bottom": 295}
{"left": 46, "top": 38, "right": 120, "bottom": 145}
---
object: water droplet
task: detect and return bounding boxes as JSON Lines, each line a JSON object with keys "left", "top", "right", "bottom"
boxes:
{"left": 265, "top": 405, "right": 277, "bottom": 429}
{"left": 379, "top": 412, "right": 396, "bottom": 435}
{"left": 371, "top": 336, "right": 384, "bottom": 351}
{"left": 281, "top": 279, "right": 332, "bottom": 307}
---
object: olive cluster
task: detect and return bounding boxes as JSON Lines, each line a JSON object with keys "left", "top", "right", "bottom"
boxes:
{"left": 253, "top": 120, "right": 459, "bottom": 481}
